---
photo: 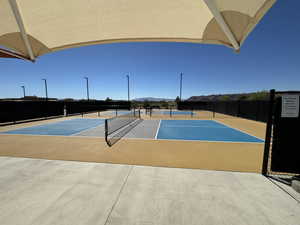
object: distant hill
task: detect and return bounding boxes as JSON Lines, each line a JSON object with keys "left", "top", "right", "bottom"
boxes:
{"left": 187, "top": 91, "right": 269, "bottom": 101}
{"left": 133, "top": 97, "right": 174, "bottom": 102}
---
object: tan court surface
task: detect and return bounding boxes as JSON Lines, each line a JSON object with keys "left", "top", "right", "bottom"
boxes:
{"left": 0, "top": 157, "right": 299, "bottom": 225}
{"left": 0, "top": 114, "right": 266, "bottom": 173}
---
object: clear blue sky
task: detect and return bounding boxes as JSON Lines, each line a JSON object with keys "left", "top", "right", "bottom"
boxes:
{"left": 0, "top": 0, "right": 299, "bottom": 100}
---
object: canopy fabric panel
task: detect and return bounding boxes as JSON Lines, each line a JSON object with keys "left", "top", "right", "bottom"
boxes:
{"left": 0, "top": 0, "right": 276, "bottom": 61}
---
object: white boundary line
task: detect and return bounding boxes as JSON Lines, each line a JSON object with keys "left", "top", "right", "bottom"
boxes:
{"left": 112, "top": 136, "right": 264, "bottom": 144}
{"left": 154, "top": 137, "right": 263, "bottom": 144}
{"left": 0, "top": 133, "right": 263, "bottom": 144}
{"left": 1, "top": 118, "right": 105, "bottom": 136}
{"left": 154, "top": 120, "right": 161, "bottom": 140}
{"left": 70, "top": 121, "right": 105, "bottom": 136}
{"left": 0, "top": 133, "right": 104, "bottom": 138}
{"left": 160, "top": 125, "right": 228, "bottom": 128}
{"left": 213, "top": 120, "right": 265, "bottom": 142}
{"left": 0, "top": 117, "right": 104, "bottom": 132}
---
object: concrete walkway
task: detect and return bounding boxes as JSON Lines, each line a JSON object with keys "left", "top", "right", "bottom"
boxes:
{"left": 0, "top": 157, "right": 299, "bottom": 225}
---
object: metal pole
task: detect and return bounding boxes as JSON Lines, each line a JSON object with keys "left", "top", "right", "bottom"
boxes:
{"left": 180, "top": 73, "right": 183, "bottom": 101}
{"left": 126, "top": 75, "right": 130, "bottom": 102}
{"left": 42, "top": 79, "right": 48, "bottom": 100}
{"left": 21, "top": 85, "right": 25, "bottom": 98}
{"left": 84, "top": 77, "right": 89, "bottom": 101}
{"left": 262, "top": 89, "right": 276, "bottom": 176}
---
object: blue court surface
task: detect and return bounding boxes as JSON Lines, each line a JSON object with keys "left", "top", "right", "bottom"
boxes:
{"left": 156, "top": 120, "right": 264, "bottom": 143}
{"left": 2, "top": 119, "right": 104, "bottom": 136}
{"left": 154, "top": 111, "right": 195, "bottom": 115}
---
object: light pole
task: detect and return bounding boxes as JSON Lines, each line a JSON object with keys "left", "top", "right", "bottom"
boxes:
{"left": 126, "top": 75, "right": 130, "bottom": 101}
{"left": 21, "top": 85, "right": 26, "bottom": 98}
{"left": 42, "top": 79, "right": 48, "bottom": 100}
{"left": 84, "top": 77, "right": 89, "bottom": 101}
{"left": 179, "top": 73, "right": 183, "bottom": 101}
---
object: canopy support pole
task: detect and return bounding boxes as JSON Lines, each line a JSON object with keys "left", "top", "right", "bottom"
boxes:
{"left": 203, "top": 0, "right": 240, "bottom": 51}
{"left": 8, "top": 0, "right": 35, "bottom": 61}
{"left": 0, "top": 48, "right": 30, "bottom": 61}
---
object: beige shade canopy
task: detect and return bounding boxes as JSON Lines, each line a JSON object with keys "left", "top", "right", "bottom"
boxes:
{"left": 0, "top": 0, "right": 276, "bottom": 61}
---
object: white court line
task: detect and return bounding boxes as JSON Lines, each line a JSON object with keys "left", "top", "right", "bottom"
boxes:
{"left": 70, "top": 122, "right": 105, "bottom": 136}
{"left": 213, "top": 120, "right": 265, "bottom": 141}
{"left": 118, "top": 137, "right": 264, "bottom": 144}
{"left": 0, "top": 117, "right": 104, "bottom": 132}
{"left": 0, "top": 120, "right": 105, "bottom": 137}
{"left": 154, "top": 120, "right": 161, "bottom": 140}
{"left": 0, "top": 133, "right": 263, "bottom": 144}
{"left": 0, "top": 133, "right": 103, "bottom": 138}
{"left": 161, "top": 125, "right": 228, "bottom": 128}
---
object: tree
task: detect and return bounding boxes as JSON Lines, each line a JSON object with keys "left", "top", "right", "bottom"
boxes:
{"left": 161, "top": 101, "right": 169, "bottom": 108}
{"left": 143, "top": 100, "right": 150, "bottom": 108}
{"left": 220, "top": 95, "right": 230, "bottom": 101}
{"left": 247, "top": 91, "right": 269, "bottom": 101}
{"left": 105, "top": 97, "right": 112, "bottom": 102}
{"left": 175, "top": 96, "right": 180, "bottom": 103}
{"left": 238, "top": 95, "right": 248, "bottom": 100}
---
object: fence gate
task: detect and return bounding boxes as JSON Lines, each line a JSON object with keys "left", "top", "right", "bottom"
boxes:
{"left": 262, "top": 90, "right": 300, "bottom": 176}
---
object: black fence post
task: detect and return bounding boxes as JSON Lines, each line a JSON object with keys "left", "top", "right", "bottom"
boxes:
{"left": 262, "top": 89, "right": 276, "bottom": 176}
{"left": 256, "top": 100, "right": 259, "bottom": 121}
{"left": 237, "top": 100, "right": 241, "bottom": 118}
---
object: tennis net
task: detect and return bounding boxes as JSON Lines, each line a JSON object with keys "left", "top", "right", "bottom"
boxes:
{"left": 105, "top": 109, "right": 141, "bottom": 146}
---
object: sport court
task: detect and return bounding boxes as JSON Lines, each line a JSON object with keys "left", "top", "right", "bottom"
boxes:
{"left": 0, "top": 112, "right": 266, "bottom": 173}
{"left": 151, "top": 110, "right": 195, "bottom": 116}
{"left": 3, "top": 118, "right": 104, "bottom": 136}
{"left": 1, "top": 118, "right": 263, "bottom": 143}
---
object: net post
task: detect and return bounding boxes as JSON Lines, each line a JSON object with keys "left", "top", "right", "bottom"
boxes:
{"left": 191, "top": 108, "right": 193, "bottom": 118}
{"left": 262, "top": 89, "right": 276, "bottom": 176}
{"left": 139, "top": 109, "right": 141, "bottom": 118}
{"left": 82, "top": 112, "right": 84, "bottom": 118}
{"left": 116, "top": 109, "right": 118, "bottom": 117}
{"left": 170, "top": 108, "right": 172, "bottom": 117}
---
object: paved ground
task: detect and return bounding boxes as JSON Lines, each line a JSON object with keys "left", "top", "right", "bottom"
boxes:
{"left": 1, "top": 157, "right": 299, "bottom": 225}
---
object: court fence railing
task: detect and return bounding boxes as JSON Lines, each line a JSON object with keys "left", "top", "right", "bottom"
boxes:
{"left": 0, "top": 100, "right": 131, "bottom": 126}
{"left": 146, "top": 108, "right": 195, "bottom": 118}
{"left": 177, "top": 100, "right": 269, "bottom": 122}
